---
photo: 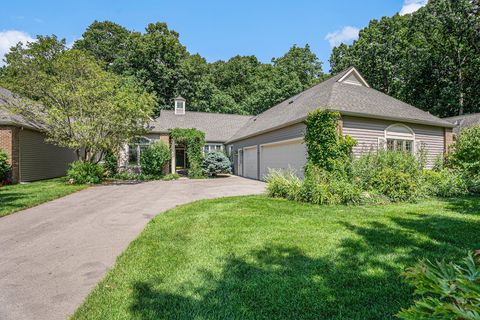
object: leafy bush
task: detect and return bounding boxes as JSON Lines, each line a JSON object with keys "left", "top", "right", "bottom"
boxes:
{"left": 304, "top": 110, "right": 356, "bottom": 173}
{"left": 422, "top": 169, "right": 469, "bottom": 197}
{"left": 0, "top": 148, "right": 11, "bottom": 181}
{"left": 265, "top": 169, "right": 302, "bottom": 201}
{"left": 163, "top": 173, "right": 180, "bottom": 181}
{"left": 202, "top": 151, "right": 232, "bottom": 176}
{"left": 170, "top": 128, "right": 205, "bottom": 178}
{"left": 449, "top": 125, "right": 480, "bottom": 177}
{"left": 67, "top": 161, "right": 105, "bottom": 184}
{"left": 140, "top": 141, "right": 171, "bottom": 176}
{"left": 398, "top": 252, "right": 480, "bottom": 320}
{"left": 353, "top": 151, "right": 423, "bottom": 202}
{"left": 103, "top": 150, "right": 118, "bottom": 177}
{"left": 299, "top": 165, "right": 362, "bottom": 205}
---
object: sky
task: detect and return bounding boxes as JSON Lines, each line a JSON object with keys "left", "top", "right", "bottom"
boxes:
{"left": 0, "top": 0, "right": 428, "bottom": 71}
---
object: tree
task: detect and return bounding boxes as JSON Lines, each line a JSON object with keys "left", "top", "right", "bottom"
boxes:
{"left": 0, "top": 36, "right": 156, "bottom": 162}
{"left": 72, "top": 20, "right": 131, "bottom": 70}
{"left": 329, "top": 0, "right": 480, "bottom": 117}
{"left": 272, "top": 44, "right": 324, "bottom": 89}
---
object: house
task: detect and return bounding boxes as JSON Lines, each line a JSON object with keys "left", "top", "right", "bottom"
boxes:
{"left": 0, "top": 88, "right": 76, "bottom": 183}
{"left": 134, "top": 67, "right": 455, "bottom": 180}
{"left": 443, "top": 113, "right": 480, "bottom": 136}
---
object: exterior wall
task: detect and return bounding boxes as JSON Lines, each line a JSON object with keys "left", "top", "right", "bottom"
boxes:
{"left": 0, "top": 126, "right": 19, "bottom": 182}
{"left": 229, "top": 122, "right": 306, "bottom": 177}
{"left": 444, "top": 128, "right": 454, "bottom": 153}
{"left": 18, "top": 129, "right": 76, "bottom": 182}
{"left": 342, "top": 116, "right": 445, "bottom": 168}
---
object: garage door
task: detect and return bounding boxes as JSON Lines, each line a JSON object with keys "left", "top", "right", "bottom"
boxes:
{"left": 260, "top": 139, "right": 307, "bottom": 180}
{"left": 243, "top": 146, "right": 258, "bottom": 179}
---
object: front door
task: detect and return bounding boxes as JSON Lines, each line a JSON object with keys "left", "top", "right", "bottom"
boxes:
{"left": 175, "top": 148, "right": 186, "bottom": 169}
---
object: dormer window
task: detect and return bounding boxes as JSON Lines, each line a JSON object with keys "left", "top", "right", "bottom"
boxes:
{"left": 174, "top": 96, "right": 186, "bottom": 115}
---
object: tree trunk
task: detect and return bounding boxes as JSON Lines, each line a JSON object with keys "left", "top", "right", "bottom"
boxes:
{"left": 458, "top": 67, "right": 464, "bottom": 116}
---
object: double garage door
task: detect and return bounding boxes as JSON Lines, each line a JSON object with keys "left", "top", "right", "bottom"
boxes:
{"left": 240, "top": 139, "right": 307, "bottom": 180}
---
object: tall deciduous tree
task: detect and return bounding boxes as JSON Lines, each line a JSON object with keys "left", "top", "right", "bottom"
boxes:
{"left": 329, "top": 0, "right": 480, "bottom": 117}
{"left": 0, "top": 36, "right": 156, "bottom": 162}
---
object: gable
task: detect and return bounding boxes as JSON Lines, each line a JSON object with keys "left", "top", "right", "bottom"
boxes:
{"left": 337, "top": 67, "right": 370, "bottom": 87}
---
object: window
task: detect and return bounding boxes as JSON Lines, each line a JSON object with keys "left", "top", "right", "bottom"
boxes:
{"left": 383, "top": 124, "right": 415, "bottom": 153}
{"left": 129, "top": 137, "right": 151, "bottom": 165}
{"left": 204, "top": 144, "right": 224, "bottom": 153}
{"left": 175, "top": 100, "right": 185, "bottom": 115}
{"left": 386, "top": 139, "right": 413, "bottom": 152}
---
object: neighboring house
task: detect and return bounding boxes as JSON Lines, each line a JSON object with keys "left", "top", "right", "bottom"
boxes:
{"left": 443, "top": 113, "right": 480, "bottom": 136}
{"left": 132, "top": 67, "right": 454, "bottom": 180}
{"left": 0, "top": 88, "right": 76, "bottom": 183}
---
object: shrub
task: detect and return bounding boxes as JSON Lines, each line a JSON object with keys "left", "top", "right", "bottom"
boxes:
{"left": 265, "top": 169, "right": 302, "bottom": 201}
{"left": 67, "top": 161, "right": 104, "bottom": 184}
{"left": 202, "top": 151, "right": 232, "bottom": 176}
{"left": 448, "top": 125, "right": 480, "bottom": 177}
{"left": 299, "top": 165, "right": 362, "bottom": 205}
{"left": 304, "top": 110, "right": 356, "bottom": 173}
{"left": 353, "top": 151, "right": 423, "bottom": 202}
{"left": 103, "top": 150, "right": 118, "bottom": 177}
{"left": 0, "top": 148, "right": 11, "bottom": 181}
{"left": 421, "top": 169, "right": 469, "bottom": 197}
{"left": 398, "top": 252, "right": 480, "bottom": 320}
{"left": 163, "top": 173, "right": 180, "bottom": 181}
{"left": 140, "top": 141, "right": 171, "bottom": 176}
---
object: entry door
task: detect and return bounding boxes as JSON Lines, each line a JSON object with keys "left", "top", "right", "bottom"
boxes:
{"left": 243, "top": 146, "right": 258, "bottom": 179}
{"left": 175, "top": 148, "right": 186, "bottom": 169}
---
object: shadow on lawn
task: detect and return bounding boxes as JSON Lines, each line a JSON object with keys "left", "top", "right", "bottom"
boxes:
{"left": 129, "top": 202, "right": 480, "bottom": 320}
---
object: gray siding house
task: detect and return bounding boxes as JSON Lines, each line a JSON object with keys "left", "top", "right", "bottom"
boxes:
{"left": 0, "top": 88, "right": 76, "bottom": 183}
{"left": 137, "top": 67, "right": 454, "bottom": 180}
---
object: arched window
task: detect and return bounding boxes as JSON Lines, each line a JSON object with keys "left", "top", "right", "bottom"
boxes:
{"left": 384, "top": 124, "right": 415, "bottom": 153}
{"left": 129, "top": 137, "right": 151, "bottom": 165}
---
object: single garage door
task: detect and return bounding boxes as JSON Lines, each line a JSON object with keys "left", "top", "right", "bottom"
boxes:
{"left": 243, "top": 146, "right": 258, "bottom": 179}
{"left": 259, "top": 139, "right": 307, "bottom": 180}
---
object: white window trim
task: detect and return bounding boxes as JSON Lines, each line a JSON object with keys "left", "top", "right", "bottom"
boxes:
{"left": 175, "top": 100, "right": 185, "bottom": 115}
{"left": 383, "top": 123, "right": 416, "bottom": 153}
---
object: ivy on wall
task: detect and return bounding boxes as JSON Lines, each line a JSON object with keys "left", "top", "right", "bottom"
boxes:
{"left": 170, "top": 128, "right": 205, "bottom": 178}
{"left": 304, "top": 109, "right": 357, "bottom": 173}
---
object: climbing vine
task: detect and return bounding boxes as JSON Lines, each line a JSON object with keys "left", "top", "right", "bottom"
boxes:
{"left": 170, "top": 128, "right": 205, "bottom": 178}
{"left": 304, "top": 109, "right": 356, "bottom": 173}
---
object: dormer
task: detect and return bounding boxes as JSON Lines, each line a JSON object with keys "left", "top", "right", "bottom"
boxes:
{"left": 174, "top": 96, "right": 186, "bottom": 115}
{"left": 337, "top": 67, "right": 370, "bottom": 87}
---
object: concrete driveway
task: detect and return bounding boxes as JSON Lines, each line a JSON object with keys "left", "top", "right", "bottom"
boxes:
{"left": 0, "top": 176, "right": 264, "bottom": 320}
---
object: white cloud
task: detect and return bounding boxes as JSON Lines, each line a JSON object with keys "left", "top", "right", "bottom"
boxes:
{"left": 0, "top": 30, "right": 35, "bottom": 66}
{"left": 400, "top": 0, "right": 428, "bottom": 15}
{"left": 325, "top": 26, "right": 360, "bottom": 48}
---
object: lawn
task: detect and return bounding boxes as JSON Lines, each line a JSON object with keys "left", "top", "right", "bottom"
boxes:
{"left": 72, "top": 196, "right": 480, "bottom": 320}
{"left": 0, "top": 178, "right": 87, "bottom": 217}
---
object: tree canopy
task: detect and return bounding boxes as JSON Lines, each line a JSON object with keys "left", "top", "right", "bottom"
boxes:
{"left": 329, "top": 0, "right": 480, "bottom": 117}
{"left": 71, "top": 21, "right": 324, "bottom": 115}
{"left": 0, "top": 36, "right": 156, "bottom": 162}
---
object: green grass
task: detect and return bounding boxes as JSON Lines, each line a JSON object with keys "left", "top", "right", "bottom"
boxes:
{"left": 72, "top": 196, "right": 480, "bottom": 320}
{"left": 0, "top": 178, "right": 88, "bottom": 217}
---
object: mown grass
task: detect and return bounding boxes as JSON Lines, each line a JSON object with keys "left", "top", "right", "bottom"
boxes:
{"left": 0, "top": 178, "right": 87, "bottom": 217}
{"left": 72, "top": 196, "right": 480, "bottom": 320}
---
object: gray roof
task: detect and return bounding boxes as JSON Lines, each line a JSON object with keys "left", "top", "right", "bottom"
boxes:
{"left": 0, "top": 87, "right": 44, "bottom": 131}
{"left": 227, "top": 67, "right": 454, "bottom": 143}
{"left": 444, "top": 113, "right": 480, "bottom": 135}
{"left": 150, "top": 110, "right": 252, "bottom": 142}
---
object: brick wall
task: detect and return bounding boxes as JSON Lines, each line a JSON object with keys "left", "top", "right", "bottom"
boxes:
{"left": 0, "top": 126, "right": 19, "bottom": 182}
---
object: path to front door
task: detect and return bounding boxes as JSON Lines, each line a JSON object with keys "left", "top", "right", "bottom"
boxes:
{"left": 0, "top": 176, "right": 265, "bottom": 320}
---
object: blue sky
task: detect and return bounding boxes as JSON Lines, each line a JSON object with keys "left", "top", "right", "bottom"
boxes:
{"left": 0, "top": 0, "right": 427, "bottom": 71}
